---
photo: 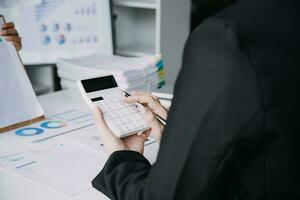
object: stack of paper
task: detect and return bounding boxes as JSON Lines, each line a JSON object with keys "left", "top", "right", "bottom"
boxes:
{"left": 56, "top": 53, "right": 166, "bottom": 92}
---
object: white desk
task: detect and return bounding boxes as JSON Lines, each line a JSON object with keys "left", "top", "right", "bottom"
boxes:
{"left": 0, "top": 89, "right": 160, "bottom": 200}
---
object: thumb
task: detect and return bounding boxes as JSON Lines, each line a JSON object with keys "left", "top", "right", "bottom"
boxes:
{"left": 140, "top": 106, "right": 164, "bottom": 140}
{"left": 92, "top": 105, "right": 126, "bottom": 154}
{"left": 92, "top": 105, "right": 107, "bottom": 129}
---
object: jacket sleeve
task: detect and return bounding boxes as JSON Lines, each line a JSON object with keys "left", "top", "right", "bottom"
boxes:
{"left": 92, "top": 19, "right": 263, "bottom": 200}
{"left": 92, "top": 150, "right": 151, "bottom": 200}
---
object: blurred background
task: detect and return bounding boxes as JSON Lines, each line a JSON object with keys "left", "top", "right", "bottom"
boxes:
{"left": 0, "top": 0, "right": 235, "bottom": 95}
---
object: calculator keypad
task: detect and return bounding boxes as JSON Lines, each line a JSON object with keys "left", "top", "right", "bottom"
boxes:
{"left": 96, "top": 98, "right": 149, "bottom": 137}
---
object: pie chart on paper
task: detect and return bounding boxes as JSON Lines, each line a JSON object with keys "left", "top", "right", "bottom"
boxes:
{"left": 40, "top": 121, "right": 67, "bottom": 129}
{"left": 15, "top": 127, "right": 44, "bottom": 137}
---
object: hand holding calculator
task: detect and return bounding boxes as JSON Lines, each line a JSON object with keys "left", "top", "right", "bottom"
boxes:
{"left": 77, "top": 75, "right": 150, "bottom": 138}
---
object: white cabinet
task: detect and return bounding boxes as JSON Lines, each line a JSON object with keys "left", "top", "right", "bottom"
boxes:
{"left": 112, "top": 0, "right": 191, "bottom": 92}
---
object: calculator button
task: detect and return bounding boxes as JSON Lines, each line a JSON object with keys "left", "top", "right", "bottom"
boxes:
{"left": 126, "top": 118, "right": 133, "bottom": 123}
{"left": 103, "top": 107, "right": 110, "bottom": 113}
{"left": 110, "top": 112, "right": 118, "bottom": 118}
{"left": 114, "top": 111, "right": 122, "bottom": 118}
{"left": 131, "top": 113, "right": 141, "bottom": 120}
{"left": 119, "top": 118, "right": 127, "bottom": 124}
{"left": 124, "top": 124, "right": 131, "bottom": 130}
{"left": 127, "top": 116, "right": 134, "bottom": 122}
{"left": 105, "top": 112, "right": 112, "bottom": 118}
{"left": 128, "top": 118, "right": 138, "bottom": 125}
{"left": 109, "top": 118, "right": 117, "bottom": 123}
{"left": 129, "top": 125, "right": 137, "bottom": 131}
{"left": 119, "top": 110, "right": 127, "bottom": 116}
{"left": 115, "top": 104, "right": 122, "bottom": 109}
{"left": 129, "top": 110, "right": 135, "bottom": 115}
{"left": 137, "top": 124, "right": 146, "bottom": 130}
{"left": 105, "top": 103, "right": 113, "bottom": 109}
{"left": 132, "top": 105, "right": 139, "bottom": 110}
{"left": 110, "top": 99, "right": 116, "bottom": 103}
{"left": 118, "top": 126, "right": 126, "bottom": 132}
{"left": 131, "top": 108, "right": 138, "bottom": 114}
{"left": 133, "top": 121, "right": 142, "bottom": 127}
{"left": 98, "top": 102, "right": 105, "bottom": 106}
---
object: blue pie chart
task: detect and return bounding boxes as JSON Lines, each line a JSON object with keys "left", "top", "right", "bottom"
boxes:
{"left": 15, "top": 128, "right": 44, "bottom": 137}
{"left": 40, "top": 121, "right": 67, "bottom": 129}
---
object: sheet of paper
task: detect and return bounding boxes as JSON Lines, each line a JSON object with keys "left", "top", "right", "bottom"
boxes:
{"left": 0, "top": 142, "right": 37, "bottom": 170}
{"left": 0, "top": 138, "right": 108, "bottom": 197}
{"left": 0, "top": 39, "right": 44, "bottom": 130}
{"left": 1, "top": 109, "right": 94, "bottom": 143}
{"left": 0, "top": 108, "right": 159, "bottom": 197}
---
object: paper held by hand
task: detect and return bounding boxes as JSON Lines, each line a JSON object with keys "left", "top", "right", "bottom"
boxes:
{"left": 0, "top": 38, "right": 44, "bottom": 133}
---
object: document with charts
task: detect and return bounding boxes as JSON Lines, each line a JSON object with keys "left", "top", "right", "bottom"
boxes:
{"left": 0, "top": 38, "right": 44, "bottom": 133}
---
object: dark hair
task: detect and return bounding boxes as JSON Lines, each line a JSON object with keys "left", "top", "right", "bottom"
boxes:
{"left": 191, "top": 0, "right": 237, "bottom": 31}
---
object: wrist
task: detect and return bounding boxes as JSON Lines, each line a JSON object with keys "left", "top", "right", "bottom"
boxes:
{"left": 105, "top": 143, "right": 128, "bottom": 156}
{"left": 153, "top": 123, "right": 164, "bottom": 143}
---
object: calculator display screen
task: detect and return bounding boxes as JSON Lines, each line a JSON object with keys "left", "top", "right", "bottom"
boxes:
{"left": 82, "top": 75, "right": 118, "bottom": 93}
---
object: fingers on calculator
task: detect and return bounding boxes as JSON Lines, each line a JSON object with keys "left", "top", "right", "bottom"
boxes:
{"left": 96, "top": 96, "right": 150, "bottom": 138}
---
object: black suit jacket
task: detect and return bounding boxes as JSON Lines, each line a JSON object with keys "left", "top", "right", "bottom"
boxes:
{"left": 92, "top": 0, "right": 300, "bottom": 199}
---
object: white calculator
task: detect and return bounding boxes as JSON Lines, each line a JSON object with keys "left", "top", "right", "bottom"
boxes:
{"left": 77, "top": 75, "right": 150, "bottom": 138}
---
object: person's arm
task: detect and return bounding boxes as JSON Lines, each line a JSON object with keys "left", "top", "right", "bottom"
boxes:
{"left": 92, "top": 151, "right": 151, "bottom": 199}
{"left": 92, "top": 19, "right": 262, "bottom": 200}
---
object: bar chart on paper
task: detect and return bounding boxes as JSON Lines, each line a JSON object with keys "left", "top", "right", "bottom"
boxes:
{"left": 0, "top": 152, "right": 36, "bottom": 170}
